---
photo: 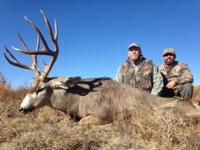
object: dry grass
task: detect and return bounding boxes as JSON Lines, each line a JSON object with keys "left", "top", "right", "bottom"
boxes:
{"left": 192, "top": 86, "right": 200, "bottom": 102}
{"left": 1, "top": 73, "right": 200, "bottom": 150}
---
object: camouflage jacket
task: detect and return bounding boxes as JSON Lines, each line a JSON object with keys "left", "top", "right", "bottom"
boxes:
{"left": 159, "top": 61, "right": 193, "bottom": 86}
{"left": 116, "top": 56, "right": 163, "bottom": 96}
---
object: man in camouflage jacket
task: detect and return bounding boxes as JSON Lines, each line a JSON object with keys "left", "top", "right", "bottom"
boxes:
{"left": 116, "top": 42, "right": 163, "bottom": 96}
{"left": 159, "top": 48, "right": 193, "bottom": 99}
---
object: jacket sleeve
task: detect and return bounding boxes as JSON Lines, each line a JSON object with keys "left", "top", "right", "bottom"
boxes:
{"left": 176, "top": 63, "right": 193, "bottom": 84}
{"left": 151, "top": 63, "right": 164, "bottom": 96}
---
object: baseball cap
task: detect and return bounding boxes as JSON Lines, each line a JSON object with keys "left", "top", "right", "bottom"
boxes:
{"left": 128, "top": 42, "right": 140, "bottom": 50}
{"left": 163, "top": 48, "right": 176, "bottom": 56}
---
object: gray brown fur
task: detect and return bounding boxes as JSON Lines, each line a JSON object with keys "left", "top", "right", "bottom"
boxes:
{"left": 21, "top": 77, "right": 200, "bottom": 125}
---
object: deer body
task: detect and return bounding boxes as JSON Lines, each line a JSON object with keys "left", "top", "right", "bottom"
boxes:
{"left": 20, "top": 77, "right": 136, "bottom": 123}
{"left": 19, "top": 76, "right": 200, "bottom": 124}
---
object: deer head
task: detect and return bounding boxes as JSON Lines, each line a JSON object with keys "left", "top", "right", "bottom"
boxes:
{"left": 4, "top": 10, "right": 66, "bottom": 112}
{"left": 4, "top": 10, "right": 82, "bottom": 113}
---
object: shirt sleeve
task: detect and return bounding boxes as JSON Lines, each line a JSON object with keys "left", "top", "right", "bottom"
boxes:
{"left": 151, "top": 63, "right": 164, "bottom": 96}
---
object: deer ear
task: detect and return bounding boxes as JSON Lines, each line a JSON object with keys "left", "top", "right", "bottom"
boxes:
{"left": 50, "top": 76, "right": 81, "bottom": 89}
{"left": 66, "top": 76, "right": 81, "bottom": 87}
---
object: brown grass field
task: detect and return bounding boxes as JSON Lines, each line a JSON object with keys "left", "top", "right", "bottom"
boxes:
{"left": 1, "top": 73, "right": 200, "bottom": 150}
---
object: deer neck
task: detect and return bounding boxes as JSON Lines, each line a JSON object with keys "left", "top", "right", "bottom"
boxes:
{"left": 49, "top": 89, "right": 80, "bottom": 114}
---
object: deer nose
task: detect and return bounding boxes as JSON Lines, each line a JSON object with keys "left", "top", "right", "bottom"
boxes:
{"left": 19, "top": 107, "right": 24, "bottom": 112}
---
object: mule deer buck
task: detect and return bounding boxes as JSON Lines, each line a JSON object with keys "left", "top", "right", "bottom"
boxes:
{"left": 4, "top": 11, "right": 200, "bottom": 125}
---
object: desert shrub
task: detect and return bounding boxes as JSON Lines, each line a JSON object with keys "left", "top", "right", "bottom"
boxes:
{"left": 0, "top": 72, "right": 7, "bottom": 87}
{"left": 0, "top": 72, "right": 29, "bottom": 103}
{"left": 0, "top": 72, "right": 11, "bottom": 102}
{"left": 192, "top": 86, "right": 200, "bottom": 101}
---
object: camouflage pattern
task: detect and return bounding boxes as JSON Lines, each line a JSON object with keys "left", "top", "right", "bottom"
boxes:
{"left": 159, "top": 61, "right": 193, "bottom": 85}
{"left": 159, "top": 61, "right": 193, "bottom": 99}
{"left": 116, "top": 57, "right": 163, "bottom": 95}
{"left": 163, "top": 48, "right": 176, "bottom": 56}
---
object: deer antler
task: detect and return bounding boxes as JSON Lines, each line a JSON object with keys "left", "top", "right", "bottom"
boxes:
{"left": 4, "top": 10, "right": 58, "bottom": 81}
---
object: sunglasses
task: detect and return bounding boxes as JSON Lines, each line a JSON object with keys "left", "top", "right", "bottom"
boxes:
{"left": 163, "top": 53, "right": 175, "bottom": 57}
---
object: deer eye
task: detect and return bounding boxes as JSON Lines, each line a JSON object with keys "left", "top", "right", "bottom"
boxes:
{"left": 35, "top": 88, "right": 44, "bottom": 94}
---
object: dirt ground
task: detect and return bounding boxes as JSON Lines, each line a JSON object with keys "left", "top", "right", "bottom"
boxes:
{"left": 1, "top": 82, "right": 200, "bottom": 150}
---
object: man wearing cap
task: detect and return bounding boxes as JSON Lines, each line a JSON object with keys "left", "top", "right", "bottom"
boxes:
{"left": 116, "top": 42, "right": 163, "bottom": 96}
{"left": 159, "top": 48, "right": 193, "bottom": 99}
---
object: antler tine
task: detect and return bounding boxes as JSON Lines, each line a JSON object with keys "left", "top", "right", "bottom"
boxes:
{"left": 11, "top": 33, "right": 41, "bottom": 78}
{"left": 21, "top": 12, "right": 58, "bottom": 55}
{"left": 16, "top": 32, "right": 40, "bottom": 75}
{"left": 54, "top": 19, "right": 58, "bottom": 41}
{"left": 38, "top": 10, "right": 58, "bottom": 80}
{"left": 40, "top": 10, "right": 58, "bottom": 48}
{"left": 4, "top": 45, "right": 41, "bottom": 78}
{"left": 41, "top": 11, "right": 58, "bottom": 43}
{"left": 32, "top": 35, "right": 41, "bottom": 77}
{"left": 17, "top": 33, "right": 28, "bottom": 50}
{"left": 24, "top": 16, "right": 47, "bottom": 50}
{"left": 33, "top": 34, "right": 40, "bottom": 64}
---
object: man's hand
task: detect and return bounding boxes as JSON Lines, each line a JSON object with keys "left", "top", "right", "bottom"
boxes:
{"left": 166, "top": 80, "right": 177, "bottom": 89}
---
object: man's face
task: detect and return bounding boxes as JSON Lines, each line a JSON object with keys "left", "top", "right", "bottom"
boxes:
{"left": 163, "top": 53, "right": 175, "bottom": 65}
{"left": 128, "top": 47, "right": 141, "bottom": 61}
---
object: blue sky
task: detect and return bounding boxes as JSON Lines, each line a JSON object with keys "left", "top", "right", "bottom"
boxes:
{"left": 0, "top": 0, "right": 199, "bottom": 87}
